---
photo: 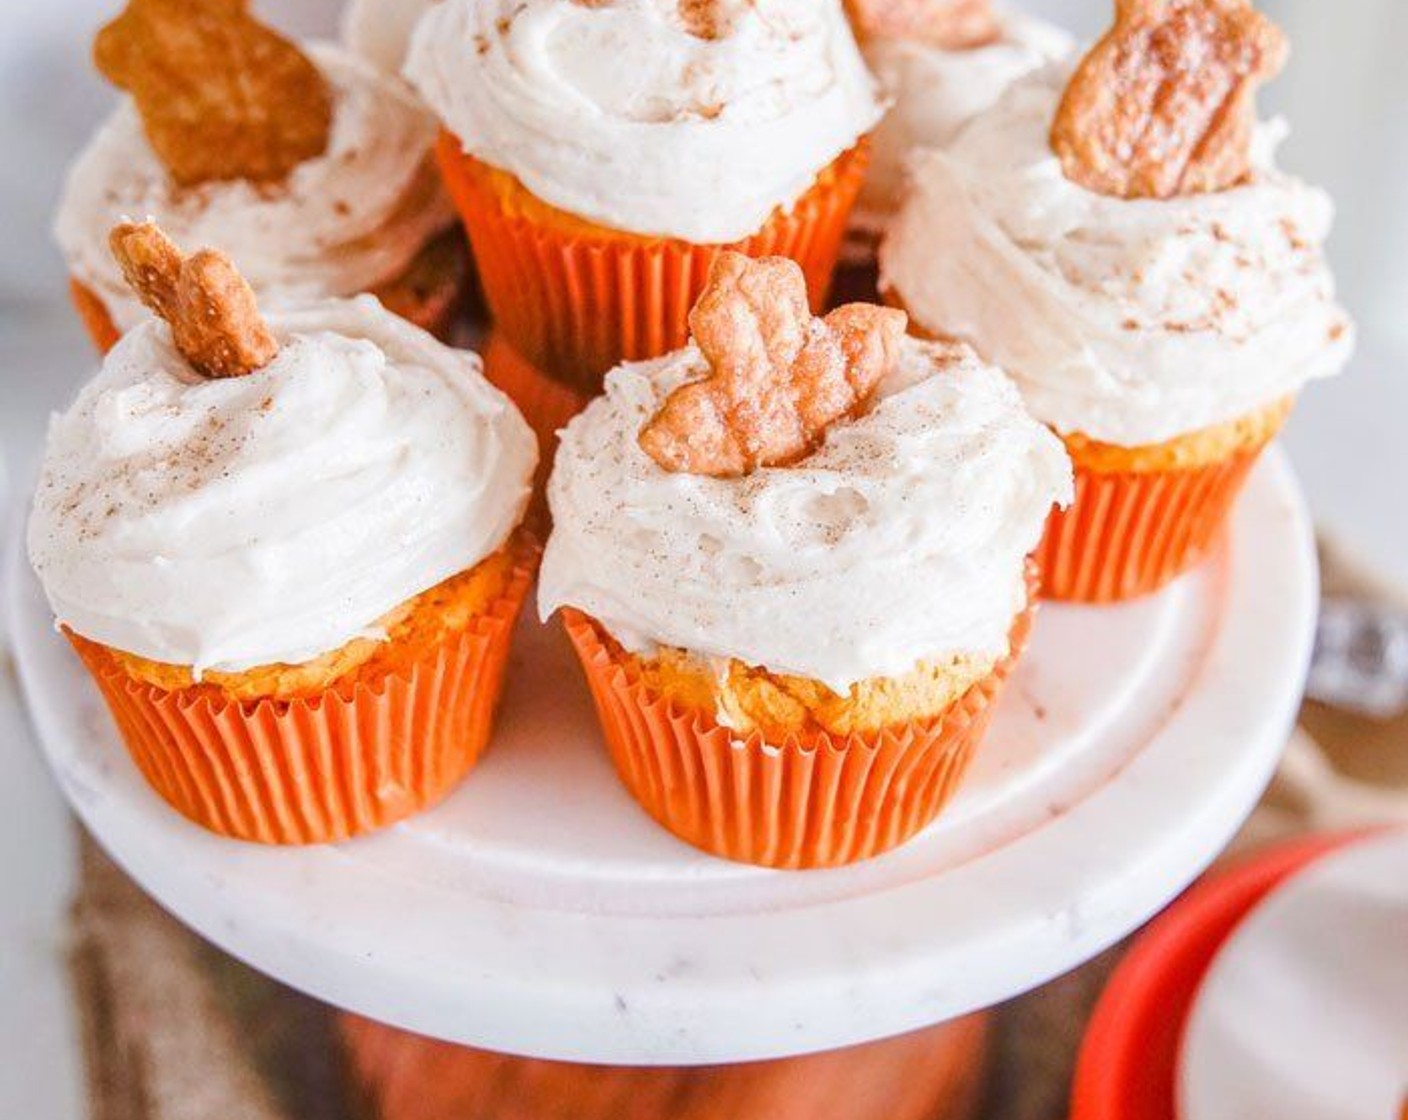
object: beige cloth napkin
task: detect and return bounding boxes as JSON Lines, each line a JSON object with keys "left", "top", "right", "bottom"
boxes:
{"left": 65, "top": 545, "right": 1408, "bottom": 1120}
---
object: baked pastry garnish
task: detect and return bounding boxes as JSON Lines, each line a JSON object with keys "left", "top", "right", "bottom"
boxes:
{"left": 94, "top": 0, "right": 333, "bottom": 187}
{"left": 108, "top": 221, "right": 276, "bottom": 379}
{"left": 1050, "top": 0, "right": 1287, "bottom": 199}
{"left": 639, "top": 252, "right": 905, "bottom": 477}
{"left": 844, "top": 0, "right": 999, "bottom": 50}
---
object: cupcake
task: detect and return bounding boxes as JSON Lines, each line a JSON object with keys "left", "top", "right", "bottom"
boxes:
{"left": 881, "top": 0, "right": 1355, "bottom": 601}
{"left": 539, "top": 252, "right": 1071, "bottom": 868}
{"left": 28, "top": 223, "right": 537, "bottom": 844}
{"left": 842, "top": 0, "right": 1072, "bottom": 264}
{"left": 405, "top": 0, "right": 883, "bottom": 393}
{"left": 56, "top": 0, "right": 463, "bottom": 353}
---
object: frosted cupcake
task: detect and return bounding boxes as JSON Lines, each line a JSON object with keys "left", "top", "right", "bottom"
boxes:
{"left": 29, "top": 224, "right": 537, "bottom": 844}
{"left": 405, "top": 0, "right": 883, "bottom": 391}
{"left": 843, "top": 0, "right": 1072, "bottom": 258}
{"left": 57, "top": 0, "right": 461, "bottom": 353}
{"left": 882, "top": 0, "right": 1354, "bottom": 601}
{"left": 540, "top": 252, "right": 1071, "bottom": 868}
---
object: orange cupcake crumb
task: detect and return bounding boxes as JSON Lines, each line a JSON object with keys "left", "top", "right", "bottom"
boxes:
{"left": 1060, "top": 396, "right": 1293, "bottom": 473}
{"left": 635, "top": 642, "right": 999, "bottom": 741}
{"left": 81, "top": 543, "right": 520, "bottom": 702}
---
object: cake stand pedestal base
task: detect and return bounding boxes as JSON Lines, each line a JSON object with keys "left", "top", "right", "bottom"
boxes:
{"left": 340, "top": 1013, "right": 992, "bottom": 1120}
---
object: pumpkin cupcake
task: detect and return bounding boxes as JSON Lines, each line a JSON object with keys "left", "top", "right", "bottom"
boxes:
{"left": 405, "top": 0, "right": 883, "bottom": 393}
{"left": 55, "top": 0, "right": 463, "bottom": 353}
{"left": 842, "top": 0, "right": 1072, "bottom": 263}
{"left": 882, "top": 0, "right": 1355, "bottom": 601}
{"left": 539, "top": 252, "right": 1071, "bottom": 868}
{"left": 28, "top": 224, "right": 537, "bottom": 844}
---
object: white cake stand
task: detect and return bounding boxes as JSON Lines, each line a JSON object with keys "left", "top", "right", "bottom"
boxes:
{"left": 6, "top": 451, "right": 1316, "bottom": 1066}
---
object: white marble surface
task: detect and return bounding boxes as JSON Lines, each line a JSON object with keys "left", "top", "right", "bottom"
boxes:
{"left": 5, "top": 452, "right": 1316, "bottom": 1064}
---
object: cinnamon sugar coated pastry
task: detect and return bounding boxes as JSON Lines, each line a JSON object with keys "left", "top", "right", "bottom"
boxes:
{"left": 880, "top": 59, "right": 1352, "bottom": 448}
{"left": 93, "top": 0, "right": 333, "bottom": 187}
{"left": 540, "top": 260, "right": 1070, "bottom": 696}
{"left": 28, "top": 237, "right": 536, "bottom": 841}
{"left": 540, "top": 256, "right": 1068, "bottom": 864}
{"left": 109, "top": 221, "right": 278, "bottom": 379}
{"left": 639, "top": 252, "right": 906, "bottom": 476}
{"left": 881, "top": 0, "right": 1352, "bottom": 601}
{"left": 57, "top": 20, "right": 455, "bottom": 337}
{"left": 406, "top": 0, "right": 882, "bottom": 242}
{"left": 1050, "top": 0, "right": 1287, "bottom": 200}
{"left": 29, "top": 293, "right": 534, "bottom": 678}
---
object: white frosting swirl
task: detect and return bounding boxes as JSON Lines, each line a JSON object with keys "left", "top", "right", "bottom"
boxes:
{"left": 855, "top": 10, "right": 1072, "bottom": 234}
{"left": 55, "top": 44, "right": 455, "bottom": 334}
{"left": 342, "top": 0, "right": 441, "bottom": 74}
{"left": 880, "top": 65, "right": 1355, "bottom": 446}
{"left": 540, "top": 338, "right": 1071, "bottom": 690}
{"left": 28, "top": 298, "right": 536, "bottom": 674}
{"left": 405, "top": 0, "right": 883, "bottom": 242}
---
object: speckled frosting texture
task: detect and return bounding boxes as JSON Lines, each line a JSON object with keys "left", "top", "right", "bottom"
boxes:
{"left": 405, "top": 0, "right": 883, "bottom": 242}
{"left": 880, "top": 64, "right": 1355, "bottom": 447}
{"left": 55, "top": 44, "right": 455, "bottom": 332}
{"left": 540, "top": 337, "right": 1072, "bottom": 691}
{"left": 28, "top": 297, "right": 536, "bottom": 674}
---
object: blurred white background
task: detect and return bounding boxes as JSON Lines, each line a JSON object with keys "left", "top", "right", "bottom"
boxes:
{"left": 2, "top": 0, "right": 1406, "bottom": 583}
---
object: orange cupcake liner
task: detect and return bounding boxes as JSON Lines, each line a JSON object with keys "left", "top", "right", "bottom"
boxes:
{"left": 69, "top": 278, "right": 122, "bottom": 354}
{"left": 560, "top": 567, "right": 1037, "bottom": 869}
{"left": 481, "top": 333, "right": 590, "bottom": 462}
{"left": 436, "top": 134, "right": 870, "bottom": 393}
{"left": 67, "top": 549, "right": 536, "bottom": 845}
{"left": 1037, "top": 438, "right": 1274, "bottom": 604}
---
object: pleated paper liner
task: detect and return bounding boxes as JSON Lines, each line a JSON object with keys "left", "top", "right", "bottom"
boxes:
{"left": 65, "top": 546, "right": 537, "bottom": 845}
{"left": 561, "top": 568, "right": 1037, "bottom": 870}
{"left": 481, "top": 333, "right": 590, "bottom": 469}
{"left": 436, "top": 133, "right": 870, "bottom": 394}
{"left": 69, "top": 278, "right": 122, "bottom": 354}
{"left": 1037, "top": 432, "right": 1278, "bottom": 604}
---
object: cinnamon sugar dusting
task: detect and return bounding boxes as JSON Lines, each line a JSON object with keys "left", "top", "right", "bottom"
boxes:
{"left": 639, "top": 253, "right": 906, "bottom": 477}
{"left": 94, "top": 0, "right": 332, "bottom": 187}
{"left": 1051, "top": 0, "right": 1287, "bottom": 200}
{"left": 109, "top": 221, "right": 278, "bottom": 379}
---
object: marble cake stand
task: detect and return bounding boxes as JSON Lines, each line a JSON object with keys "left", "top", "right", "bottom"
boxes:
{"left": 5, "top": 450, "right": 1316, "bottom": 1066}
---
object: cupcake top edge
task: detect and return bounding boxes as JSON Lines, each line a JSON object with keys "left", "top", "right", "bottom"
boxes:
{"left": 880, "top": 54, "right": 1356, "bottom": 447}
{"left": 853, "top": 8, "right": 1075, "bottom": 231}
{"left": 404, "top": 0, "right": 884, "bottom": 243}
{"left": 55, "top": 40, "right": 455, "bottom": 334}
{"left": 28, "top": 246, "right": 536, "bottom": 675}
{"left": 539, "top": 256, "right": 1072, "bottom": 691}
